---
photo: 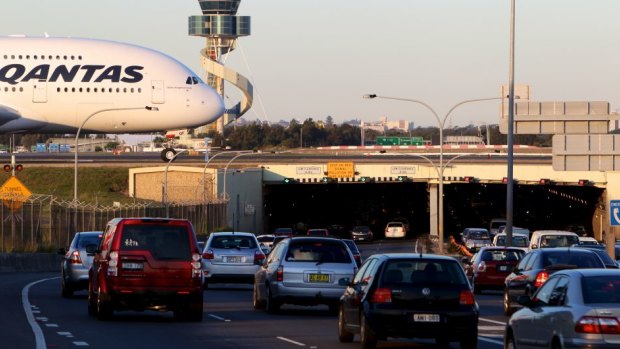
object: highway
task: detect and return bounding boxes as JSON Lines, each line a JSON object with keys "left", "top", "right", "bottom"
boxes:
{"left": 3, "top": 240, "right": 509, "bottom": 349}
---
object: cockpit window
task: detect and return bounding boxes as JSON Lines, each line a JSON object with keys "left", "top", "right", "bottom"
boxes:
{"left": 186, "top": 76, "right": 202, "bottom": 85}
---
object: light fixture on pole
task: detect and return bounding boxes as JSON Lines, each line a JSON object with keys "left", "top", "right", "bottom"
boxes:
{"left": 74, "top": 106, "right": 158, "bottom": 204}
{"left": 202, "top": 150, "right": 254, "bottom": 202}
{"left": 363, "top": 94, "right": 510, "bottom": 254}
{"left": 162, "top": 148, "right": 188, "bottom": 218}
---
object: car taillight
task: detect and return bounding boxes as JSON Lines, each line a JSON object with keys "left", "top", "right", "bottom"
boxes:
{"left": 575, "top": 316, "right": 620, "bottom": 334}
{"left": 276, "top": 265, "right": 283, "bottom": 282}
{"left": 191, "top": 253, "right": 202, "bottom": 279}
{"left": 69, "top": 250, "right": 82, "bottom": 264}
{"left": 108, "top": 251, "right": 118, "bottom": 276}
{"left": 202, "top": 250, "right": 214, "bottom": 260}
{"left": 534, "top": 271, "right": 549, "bottom": 288}
{"left": 477, "top": 261, "right": 486, "bottom": 272}
{"left": 254, "top": 250, "right": 266, "bottom": 265}
{"left": 371, "top": 288, "right": 392, "bottom": 303}
{"left": 459, "top": 290, "right": 476, "bottom": 305}
{"left": 355, "top": 255, "right": 362, "bottom": 265}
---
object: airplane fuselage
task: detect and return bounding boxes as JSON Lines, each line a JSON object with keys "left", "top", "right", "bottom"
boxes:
{"left": 0, "top": 36, "right": 224, "bottom": 133}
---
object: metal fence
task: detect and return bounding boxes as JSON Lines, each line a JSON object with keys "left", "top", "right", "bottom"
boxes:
{"left": 0, "top": 195, "right": 228, "bottom": 252}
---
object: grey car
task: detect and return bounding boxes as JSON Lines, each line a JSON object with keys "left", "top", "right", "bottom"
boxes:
{"left": 202, "top": 232, "right": 265, "bottom": 287}
{"left": 59, "top": 231, "right": 102, "bottom": 297}
{"left": 505, "top": 269, "right": 620, "bottom": 349}
{"left": 253, "top": 237, "right": 358, "bottom": 313}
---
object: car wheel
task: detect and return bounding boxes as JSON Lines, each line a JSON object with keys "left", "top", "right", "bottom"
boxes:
{"left": 459, "top": 330, "right": 478, "bottom": 349}
{"left": 87, "top": 284, "right": 97, "bottom": 317}
{"left": 551, "top": 338, "right": 562, "bottom": 349}
{"left": 360, "top": 313, "right": 377, "bottom": 349}
{"left": 188, "top": 293, "right": 204, "bottom": 322}
{"left": 96, "top": 287, "right": 113, "bottom": 321}
{"left": 253, "top": 284, "right": 266, "bottom": 310}
{"left": 265, "top": 286, "right": 280, "bottom": 314}
{"left": 61, "top": 278, "right": 73, "bottom": 298}
{"left": 503, "top": 289, "right": 514, "bottom": 316}
{"left": 337, "top": 306, "right": 354, "bottom": 343}
{"left": 505, "top": 331, "right": 516, "bottom": 349}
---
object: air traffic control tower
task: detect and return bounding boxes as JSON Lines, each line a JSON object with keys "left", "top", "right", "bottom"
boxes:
{"left": 189, "top": 0, "right": 253, "bottom": 134}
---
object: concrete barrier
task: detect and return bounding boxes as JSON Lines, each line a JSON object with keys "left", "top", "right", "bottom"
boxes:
{"left": 0, "top": 253, "right": 62, "bottom": 273}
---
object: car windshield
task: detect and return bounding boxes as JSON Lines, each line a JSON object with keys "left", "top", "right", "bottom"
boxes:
{"left": 286, "top": 241, "right": 351, "bottom": 263}
{"left": 540, "top": 235, "right": 580, "bottom": 248}
{"left": 352, "top": 226, "right": 370, "bottom": 232}
{"left": 210, "top": 236, "right": 257, "bottom": 249}
{"left": 582, "top": 276, "right": 620, "bottom": 303}
{"left": 542, "top": 251, "right": 603, "bottom": 268}
{"left": 495, "top": 235, "right": 528, "bottom": 247}
{"left": 120, "top": 224, "right": 191, "bottom": 260}
{"left": 381, "top": 259, "right": 468, "bottom": 286}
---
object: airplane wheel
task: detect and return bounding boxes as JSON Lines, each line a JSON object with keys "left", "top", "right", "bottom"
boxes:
{"left": 161, "top": 148, "right": 176, "bottom": 162}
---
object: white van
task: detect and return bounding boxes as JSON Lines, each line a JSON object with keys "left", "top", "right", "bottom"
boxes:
{"left": 489, "top": 218, "right": 507, "bottom": 237}
{"left": 492, "top": 232, "right": 529, "bottom": 251}
{"left": 528, "top": 230, "right": 580, "bottom": 251}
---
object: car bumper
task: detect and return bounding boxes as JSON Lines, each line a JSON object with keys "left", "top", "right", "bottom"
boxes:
{"left": 63, "top": 263, "right": 90, "bottom": 288}
{"left": 365, "top": 308, "right": 479, "bottom": 339}
{"left": 204, "top": 263, "right": 260, "bottom": 283}
{"left": 272, "top": 283, "right": 346, "bottom": 305}
{"left": 351, "top": 234, "right": 373, "bottom": 242}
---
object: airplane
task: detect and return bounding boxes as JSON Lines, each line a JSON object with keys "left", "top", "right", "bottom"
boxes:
{"left": 0, "top": 36, "right": 225, "bottom": 161}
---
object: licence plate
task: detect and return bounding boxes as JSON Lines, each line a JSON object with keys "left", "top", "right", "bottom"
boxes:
{"left": 122, "top": 262, "right": 143, "bottom": 270}
{"left": 498, "top": 265, "right": 509, "bottom": 272}
{"left": 225, "top": 256, "right": 245, "bottom": 263}
{"left": 414, "top": 314, "right": 440, "bottom": 322}
{"left": 309, "top": 273, "right": 330, "bottom": 283}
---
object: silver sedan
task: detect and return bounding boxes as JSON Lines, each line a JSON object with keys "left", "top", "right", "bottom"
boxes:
{"left": 504, "top": 269, "right": 620, "bottom": 349}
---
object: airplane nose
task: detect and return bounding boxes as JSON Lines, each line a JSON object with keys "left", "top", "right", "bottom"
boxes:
{"left": 202, "top": 86, "right": 225, "bottom": 124}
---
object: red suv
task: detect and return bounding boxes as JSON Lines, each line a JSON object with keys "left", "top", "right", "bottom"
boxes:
{"left": 88, "top": 218, "right": 203, "bottom": 321}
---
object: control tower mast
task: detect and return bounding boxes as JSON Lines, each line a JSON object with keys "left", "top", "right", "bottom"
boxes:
{"left": 189, "top": 0, "right": 253, "bottom": 134}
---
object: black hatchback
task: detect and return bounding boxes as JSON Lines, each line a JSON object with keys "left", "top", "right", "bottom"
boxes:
{"left": 338, "top": 253, "right": 479, "bottom": 349}
{"left": 503, "top": 247, "right": 606, "bottom": 315}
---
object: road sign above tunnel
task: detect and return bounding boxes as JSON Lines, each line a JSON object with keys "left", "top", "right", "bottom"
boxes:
{"left": 552, "top": 134, "right": 620, "bottom": 171}
{"left": 327, "top": 162, "right": 355, "bottom": 178}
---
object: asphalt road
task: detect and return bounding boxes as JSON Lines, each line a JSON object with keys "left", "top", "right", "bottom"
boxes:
{"left": 3, "top": 240, "right": 510, "bottom": 349}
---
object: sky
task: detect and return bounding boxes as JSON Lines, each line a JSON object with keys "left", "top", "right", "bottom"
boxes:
{"left": 2, "top": 0, "right": 620, "bottom": 133}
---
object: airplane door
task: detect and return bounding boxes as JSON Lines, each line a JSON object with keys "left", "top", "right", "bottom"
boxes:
{"left": 151, "top": 80, "right": 165, "bottom": 104}
{"left": 33, "top": 80, "right": 47, "bottom": 103}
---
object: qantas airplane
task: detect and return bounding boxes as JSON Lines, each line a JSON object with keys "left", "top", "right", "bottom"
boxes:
{"left": 0, "top": 36, "right": 225, "bottom": 160}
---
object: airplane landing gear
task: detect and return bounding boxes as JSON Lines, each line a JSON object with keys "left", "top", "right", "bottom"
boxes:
{"left": 161, "top": 148, "right": 176, "bottom": 162}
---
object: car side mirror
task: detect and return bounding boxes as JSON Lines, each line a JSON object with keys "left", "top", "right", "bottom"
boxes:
{"left": 531, "top": 244, "right": 538, "bottom": 249}
{"left": 517, "top": 295, "right": 534, "bottom": 307}
{"left": 85, "top": 244, "right": 98, "bottom": 255}
{"left": 57, "top": 247, "right": 67, "bottom": 255}
{"left": 338, "top": 277, "right": 351, "bottom": 286}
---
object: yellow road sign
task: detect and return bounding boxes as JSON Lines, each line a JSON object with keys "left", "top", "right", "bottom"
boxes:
{"left": 0, "top": 176, "right": 32, "bottom": 211}
{"left": 327, "top": 162, "right": 355, "bottom": 178}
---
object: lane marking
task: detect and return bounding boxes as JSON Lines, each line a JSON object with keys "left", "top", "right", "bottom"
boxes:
{"left": 73, "top": 341, "right": 90, "bottom": 346}
{"left": 479, "top": 336, "right": 504, "bottom": 346}
{"left": 22, "top": 277, "right": 59, "bottom": 349}
{"left": 45, "top": 324, "right": 59, "bottom": 328}
{"left": 479, "top": 317, "right": 506, "bottom": 325}
{"left": 479, "top": 325, "right": 505, "bottom": 331}
{"left": 58, "top": 331, "right": 73, "bottom": 338}
{"left": 276, "top": 336, "right": 306, "bottom": 346}
{"left": 208, "top": 314, "right": 231, "bottom": 322}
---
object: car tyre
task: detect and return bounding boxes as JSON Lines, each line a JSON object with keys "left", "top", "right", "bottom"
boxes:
{"left": 61, "top": 278, "right": 73, "bottom": 298}
{"left": 472, "top": 277, "right": 482, "bottom": 295}
{"left": 459, "top": 329, "right": 478, "bottom": 349}
{"left": 253, "top": 284, "right": 266, "bottom": 309}
{"left": 265, "top": 286, "right": 280, "bottom": 314}
{"left": 505, "top": 331, "right": 516, "bottom": 349}
{"left": 96, "top": 287, "right": 113, "bottom": 321}
{"left": 87, "top": 284, "right": 97, "bottom": 316}
{"left": 360, "top": 313, "right": 377, "bottom": 349}
{"left": 503, "top": 288, "right": 515, "bottom": 316}
{"left": 337, "top": 306, "right": 354, "bottom": 343}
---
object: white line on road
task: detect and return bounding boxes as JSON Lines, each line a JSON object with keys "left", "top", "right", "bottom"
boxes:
{"left": 479, "top": 317, "right": 507, "bottom": 325}
{"left": 207, "top": 314, "right": 231, "bottom": 322}
{"left": 22, "top": 277, "right": 60, "bottom": 349}
{"left": 480, "top": 336, "right": 504, "bottom": 346}
{"left": 276, "top": 336, "right": 306, "bottom": 346}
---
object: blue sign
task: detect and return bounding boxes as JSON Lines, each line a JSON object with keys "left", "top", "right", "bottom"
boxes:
{"left": 611, "top": 200, "right": 620, "bottom": 226}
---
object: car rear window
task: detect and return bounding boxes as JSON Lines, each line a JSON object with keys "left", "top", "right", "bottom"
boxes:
{"left": 480, "top": 249, "right": 523, "bottom": 262}
{"left": 210, "top": 235, "right": 257, "bottom": 249}
{"left": 542, "top": 251, "right": 603, "bottom": 268}
{"left": 495, "top": 235, "right": 528, "bottom": 247}
{"left": 387, "top": 223, "right": 403, "bottom": 228}
{"left": 286, "top": 241, "right": 352, "bottom": 263}
{"left": 77, "top": 234, "right": 102, "bottom": 248}
{"left": 582, "top": 276, "right": 620, "bottom": 303}
{"left": 469, "top": 231, "right": 490, "bottom": 239}
{"left": 540, "top": 235, "right": 580, "bottom": 248}
{"left": 381, "top": 260, "right": 468, "bottom": 286}
{"left": 120, "top": 224, "right": 191, "bottom": 260}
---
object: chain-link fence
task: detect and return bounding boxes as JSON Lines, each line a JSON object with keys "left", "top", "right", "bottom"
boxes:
{"left": 0, "top": 195, "right": 228, "bottom": 252}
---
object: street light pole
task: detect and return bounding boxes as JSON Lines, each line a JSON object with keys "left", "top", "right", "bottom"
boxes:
{"left": 222, "top": 151, "right": 260, "bottom": 201}
{"left": 202, "top": 150, "right": 253, "bottom": 202}
{"left": 162, "top": 149, "right": 188, "bottom": 218}
{"left": 505, "top": 0, "right": 517, "bottom": 247}
{"left": 363, "top": 94, "right": 507, "bottom": 254}
{"left": 74, "top": 106, "right": 157, "bottom": 204}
